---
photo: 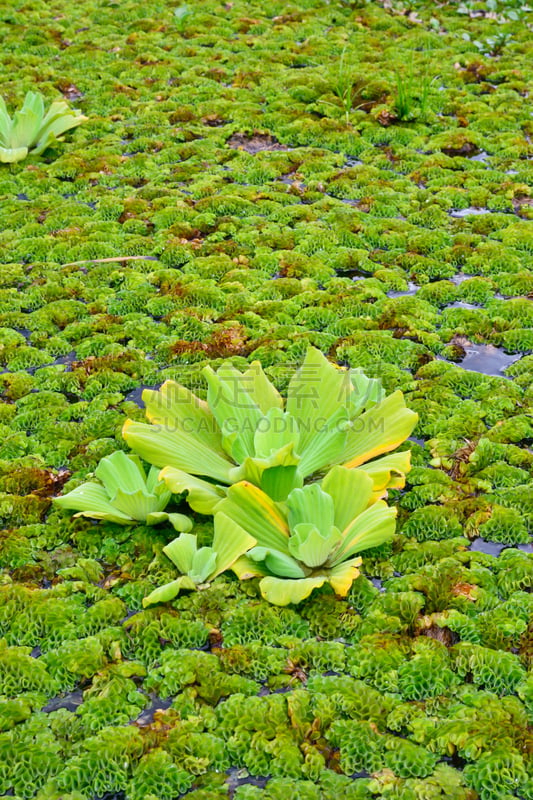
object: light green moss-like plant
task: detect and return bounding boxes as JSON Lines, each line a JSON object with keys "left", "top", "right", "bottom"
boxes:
{"left": 0, "top": 91, "right": 87, "bottom": 163}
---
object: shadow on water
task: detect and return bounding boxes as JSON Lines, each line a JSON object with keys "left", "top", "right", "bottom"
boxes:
{"left": 450, "top": 273, "right": 474, "bottom": 285}
{"left": 42, "top": 690, "right": 84, "bottom": 713}
{"left": 449, "top": 207, "right": 491, "bottom": 218}
{"left": 227, "top": 768, "right": 269, "bottom": 797}
{"left": 135, "top": 697, "right": 173, "bottom": 725}
{"left": 470, "top": 538, "right": 532, "bottom": 556}
{"left": 123, "top": 385, "right": 159, "bottom": 407}
{"left": 446, "top": 301, "right": 480, "bottom": 310}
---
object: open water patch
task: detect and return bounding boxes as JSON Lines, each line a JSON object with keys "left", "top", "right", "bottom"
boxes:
{"left": 449, "top": 207, "right": 491, "bottom": 218}
{"left": 458, "top": 344, "right": 522, "bottom": 377}
{"left": 388, "top": 282, "right": 419, "bottom": 298}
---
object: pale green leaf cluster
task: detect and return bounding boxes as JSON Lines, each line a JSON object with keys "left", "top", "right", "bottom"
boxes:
{"left": 123, "top": 347, "right": 417, "bottom": 513}
{"left": 218, "top": 465, "right": 397, "bottom": 605}
{"left": 53, "top": 451, "right": 192, "bottom": 531}
{"left": 142, "top": 515, "right": 256, "bottom": 606}
{"left": 0, "top": 91, "right": 87, "bottom": 163}
{"left": 56, "top": 348, "right": 416, "bottom": 605}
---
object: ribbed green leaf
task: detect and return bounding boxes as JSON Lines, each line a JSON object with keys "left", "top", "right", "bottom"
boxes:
{"left": 203, "top": 363, "right": 262, "bottom": 462}
{"left": 123, "top": 420, "right": 234, "bottom": 483}
{"left": 53, "top": 482, "right": 134, "bottom": 524}
{"left": 341, "top": 391, "right": 418, "bottom": 468}
{"left": 163, "top": 533, "right": 197, "bottom": 573}
{"left": 297, "top": 405, "right": 350, "bottom": 479}
{"left": 143, "top": 380, "right": 226, "bottom": 457}
{"left": 333, "top": 501, "right": 397, "bottom": 563}
{"left": 146, "top": 512, "right": 193, "bottom": 532}
{"left": 217, "top": 481, "right": 289, "bottom": 551}
{"left": 95, "top": 451, "right": 146, "bottom": 497}
{"left": 248, "top": 547, "right": 307, "bottom": 578}
{"left": 253, "top": 407, "right": 300, "bottom": 459}
{"left": 10, "top": 107, "right": 40, "bottom": 150}
{"left": 32, "top": 100, "right": 87, "bottom": 154}
{"left": 321, "top": 466, "right": 374, "bottom": 531}
{"left": 240, "top": 360, "right": 283, "bottom": 414}
{"left": 348, "top": 371, "right": 384, "bottom": 416}
{"left": 112, "top": 487, "right": 166, "bottom": 521}
{"left": 259, "top": 465, "right": 302, "bottom": 502}
{"left": 231, "top": 555, "right": 267, "bottom": 579}
{"left": 287, "top": 482, "right": 335, "bottom": 536}
{"left": 286, "top": 348, "right": 350, "bottom": 463}
{"left": 142, "top": 576, "right": 196, "bottom": 607}
{"left": 211, "top": 512, "right": 257, "bottom": 577}
{"left": 159, "top": 467, "right": 226, "bottom": 514}
{"left": 288, "top": 523, "right": 341, "bottom": 569}
{"left": 239, "top": 440, "right": 300, "bottom": 490}
{"left": 190, "top": 548, "right": 218, "bottom": 583}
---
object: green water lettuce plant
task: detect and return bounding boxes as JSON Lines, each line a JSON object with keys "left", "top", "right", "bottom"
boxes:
{"left": 54, "top": 451, "right": 192, "bottom": 531}
{"left": 216, "top": 465, "right": 397, "bottom": 605}
{"left": 0, "top": 91, "right": 87, "bottom": 163}
{"left": 143, "top": 518, "right": 256, "bottom": 606}
{"left": 123, "top": 347, "right": 417, "bottom": 513}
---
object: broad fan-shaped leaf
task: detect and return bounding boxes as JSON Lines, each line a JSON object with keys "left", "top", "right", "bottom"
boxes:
{"left": 160, "top": 467, "right": 226, "bottom": 514}
{"left": 288, "top": 523, "right": 342, "bottom": 568}
{"left": 334, "top": 501, "right": 397, "bottom": 563}
{"left": 341, "top": 391, "right": 418, "bottom": 468}
{"left": 287, "top": 483, "right": 335, "bottom": 536}
{"left": 211, "top": 512, "right": 257, "bottom": 577}
{"left": 143, "top": 381, "right": 226, "bottom": 456}
{"left": 163, "top": 533, "right": 197, "bottom": 574}
{"left": 54, "top": 482, "right": 134, "bottom": 524}
{"left": 143, "top": 576, "right": 196, "bottom": 607}
{"left": 321, "top": 466, "right": 374, "bottom": 530}
{"left": 259, "top": 576, "right": 328, "bottom": 606}
{"left": 123, "top": 419, "right": 234, "bottom": 483}
{"left": 248, "top": 546, "right": 307, "bottom": 578}
{"left": 328, "top": 558, "right": 362, "bottom": 596}
{"left": 218, "top": 482, "right": 290, "bottom": 550}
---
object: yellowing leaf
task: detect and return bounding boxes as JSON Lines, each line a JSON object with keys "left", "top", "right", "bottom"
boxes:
{"left": 341, "top": 391, "right": 418, "bottom": 468}
{"left": 328, "top": 558, "right": 362, "bottom": 596}
{"left": 218, "top": 481, "right": 290, "bottom": 550}
{"left": 259, "top": 576, "right": 328, "bottom": 606}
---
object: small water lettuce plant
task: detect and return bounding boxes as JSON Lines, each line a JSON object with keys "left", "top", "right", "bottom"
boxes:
{"left": 123, "top": 347, "right": 417, "bottom": 513}
{"left": 143, "top": 518, "right": 256, "bottom": 606}
{"left": 218, "top": 465, "right": 396, "bottom": 605}
{"left": 53, "top": 451, "right": 192, "bottom": 531}
{"left": 0, "top": 91, "right": 87, "bottom": 163}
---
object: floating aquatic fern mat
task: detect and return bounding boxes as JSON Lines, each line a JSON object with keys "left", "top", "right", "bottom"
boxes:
{"left": 0, "top": 0, "right": 532, "bottom": 798}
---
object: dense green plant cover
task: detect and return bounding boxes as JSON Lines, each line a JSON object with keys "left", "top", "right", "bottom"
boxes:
{"left": 0, "top": 0, "right": 532, "bottom": 797}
